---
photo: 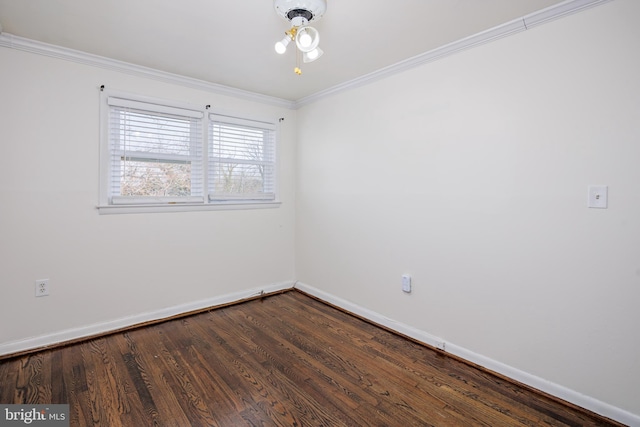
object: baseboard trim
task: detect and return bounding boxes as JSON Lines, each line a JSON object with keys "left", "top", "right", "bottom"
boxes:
{"left": 294, "top": 282, "right": 640, "bottom": 427}
{"left": 3, "top": 280, "right": 637, "bottom": 425}
{"left": 0, "top": 281, "right": 295, "bottom": 359}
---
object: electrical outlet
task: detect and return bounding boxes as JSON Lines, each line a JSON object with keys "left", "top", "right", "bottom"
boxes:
{"left": 35, "top": 279, "right": 49, "bottom": 297}
{"left": 588, "top": 185, "right": 608, "bottom": 208}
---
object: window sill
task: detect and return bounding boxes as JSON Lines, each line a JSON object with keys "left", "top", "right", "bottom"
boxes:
{"left": 96, "top": 201, "right": 281, "bottom": 215}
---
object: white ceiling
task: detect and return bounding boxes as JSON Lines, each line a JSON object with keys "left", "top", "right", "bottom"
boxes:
{"left": 0, "top": 0, "right": 568, "bottom": 101}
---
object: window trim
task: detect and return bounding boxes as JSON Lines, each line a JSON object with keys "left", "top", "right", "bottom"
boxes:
{"left": 98, "top": 89, "right": 280, "bottom": 214}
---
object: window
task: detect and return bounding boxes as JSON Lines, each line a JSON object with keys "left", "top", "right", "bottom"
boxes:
{"left": 107, "top": 97, "right": 204, "bottom": 205}
{"left": 99, "top": 91, "right": 278, "bottom": 213}
{"left": 209, "top": 114, "right": 276, "bottom": 202}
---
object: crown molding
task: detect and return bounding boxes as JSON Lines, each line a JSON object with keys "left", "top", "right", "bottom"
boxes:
{"left": 294, "top": 0, "right": 612, "bottom": 108}
{"left": 0, "top": 0, "right": 611, "bottom": 110}
{"left": 0, "top": 33, "right": 296, "bottom": 110}
{"left": 523, "top": 0, "right": 611, "bottom": 28}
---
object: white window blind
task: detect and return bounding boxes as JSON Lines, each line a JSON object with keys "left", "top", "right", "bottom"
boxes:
{"left": 107, "top": 97, "right": 204, "bottom": 205}
{"left": 208, "top": 114, "right": 276, "bottom": 201}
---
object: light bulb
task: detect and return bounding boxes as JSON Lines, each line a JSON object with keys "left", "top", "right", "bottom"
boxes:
{"left": 298, "top": 31, "right": 312, "bottom": 48}
{"left": 274, "top": 36, "right": 290, "bottom": 54}
{"left": 275, "top": 42, "right": 287, "bottom": 54}
{"left": 295, "top": 26, "right": 320, "bottom": 53}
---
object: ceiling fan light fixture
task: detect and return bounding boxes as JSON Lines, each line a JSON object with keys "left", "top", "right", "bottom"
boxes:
{"left": 273, "top": 0, "right": 326, "bottom": 74}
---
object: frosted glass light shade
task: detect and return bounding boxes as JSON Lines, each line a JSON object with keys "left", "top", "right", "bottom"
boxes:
{"left": 295, "top": 26, "right": 319, "bottom": 52}
{"left": 303, "top": 47, "right": 323, "bottom": 63}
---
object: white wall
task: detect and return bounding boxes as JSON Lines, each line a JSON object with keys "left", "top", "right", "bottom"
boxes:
{"left": 0, "top": 47, "right": 296, "bottom": 346}
{"left": 296, "top": 0, "right": 640, "bottom": 418}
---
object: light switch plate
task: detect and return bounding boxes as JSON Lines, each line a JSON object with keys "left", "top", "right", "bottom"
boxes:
{"left": 588, "top": 185, "right": 608, "bottom": 209}
{"left": 402, "top": 274, "right": 411, "bottom": 293}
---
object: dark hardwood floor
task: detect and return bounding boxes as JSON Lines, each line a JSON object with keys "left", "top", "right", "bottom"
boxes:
{"left": 0, "top": 290, "right": 624, "bottom": 426}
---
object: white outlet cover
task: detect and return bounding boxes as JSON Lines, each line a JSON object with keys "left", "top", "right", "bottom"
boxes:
{"left": 35, "top": 279, "right": 49, "bottom": 297}
{"left": 588, "top": 185, "right": 608, "bottom": 209}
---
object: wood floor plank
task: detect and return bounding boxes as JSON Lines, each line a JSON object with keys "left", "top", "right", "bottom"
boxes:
{"left": 130, "top": 326, "right": 207, "bottom": 427}
{"left": 212, "top": 306, "right": 363, "bottom": 426}
{"left": 250, "top": 299, "right": 445, "bottom": 426}
{"left": 264, "top": 294, "right": 488, "bottom": 423}
{"left": 194, "top": 312, "right": 311, "bottom": 426}
{"left": 0, "top": 290, "right": 626, "bottom": 426}
{"left": 267, "top": 295, "right": 497, "bottom": 426}
{"left": 278, "top": 292, "right": 602, "bottom": 426}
